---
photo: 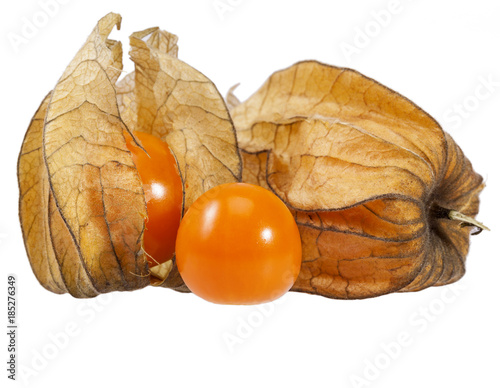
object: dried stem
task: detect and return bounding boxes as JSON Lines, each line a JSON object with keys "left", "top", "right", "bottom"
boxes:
{"left": 448, "top": 210, "right": 490, "bottom": 235}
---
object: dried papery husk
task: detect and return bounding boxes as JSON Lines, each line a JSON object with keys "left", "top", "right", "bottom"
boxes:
{"left": 18, "top": 13, "right": 241, "bottom": 297}
{"left": 232, "top": 61, "right": 485, "bottom": 299}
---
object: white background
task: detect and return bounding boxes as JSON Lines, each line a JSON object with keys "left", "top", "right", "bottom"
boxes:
{"left": 1, "top": 0, "right": 499, "bottom": 387}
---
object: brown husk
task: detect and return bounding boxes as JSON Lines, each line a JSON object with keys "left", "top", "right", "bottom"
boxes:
{"left": 18, "top": 13, "right": 241, "bottom": 297}
{"left": 232, "top": 61, "right": 484, "bottom": 299}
